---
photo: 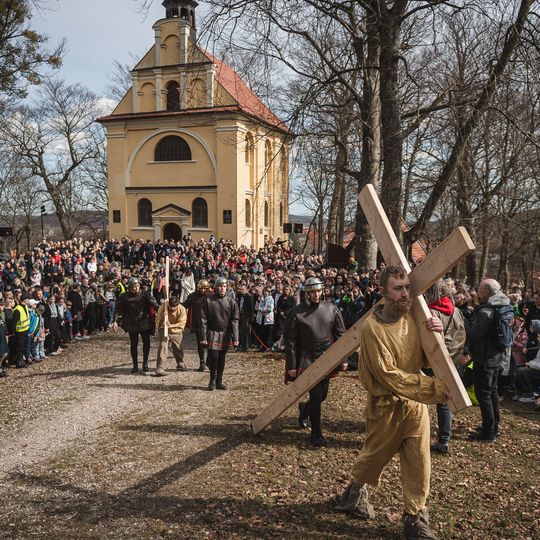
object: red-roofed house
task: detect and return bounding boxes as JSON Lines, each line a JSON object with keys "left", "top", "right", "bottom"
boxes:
{"left": 98, "top": 0, "right": 290, "bottom": 246}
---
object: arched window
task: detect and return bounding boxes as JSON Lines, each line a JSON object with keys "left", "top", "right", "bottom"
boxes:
{"left": 280, "top": 203, "right": 284, "bottom": 226}
{"left": 138, "top": 198, "right": 152, "bottom": 227}
{"left": 192, "top": 197, "right": 208, "bottom": 228}
{"left": 245, "top": 199, "right": 251, "bottom": 228}
{"left": 264, "top": 201, "right": 269, "bottom": 228}
{"left": 155, "top": 135, "right": 192, "bottom": 161}
{"left": 264, "top": 139, "right": 273, "bottom": 192}
{"left": 166, "top": 81, "right": 180, "bottom": 111}
{"left": 245, "top": 132, "right": 255, "bottom": 189}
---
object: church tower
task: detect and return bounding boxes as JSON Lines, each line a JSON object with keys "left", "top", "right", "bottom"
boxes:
{"left": 99, "top": 1, "right": 290, "bottom": 247}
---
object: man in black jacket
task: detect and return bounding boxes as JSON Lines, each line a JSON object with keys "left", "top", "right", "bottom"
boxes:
{"left": 284, "top": 277, "right": 347, "bottom": 446}
{"left": 183, "top": 279, "right": 209, "bottom": 372}
{"left": 113, "top": 277, "right": 158, "bottom": 373}
{"left": 236, "top": 282, "right": 254, "bottom": 352}
{"left": 466, "top": 278, "right": 510, "bottom": 442}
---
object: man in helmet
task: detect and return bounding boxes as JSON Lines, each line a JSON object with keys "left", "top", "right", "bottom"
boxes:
{"left": 284, "top": 276, "right": 347, "bottom": 446}
{"left": 199, "top": 276, "right": 240, "bottom": 390}
{"left": 183, "top": 279, "right": 210, "bottom": 372}
{"left": 113, "top": 277, "right": 158, "bottom": 373}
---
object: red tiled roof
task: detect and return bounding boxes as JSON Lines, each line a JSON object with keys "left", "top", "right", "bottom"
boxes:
{"left": 202, "top": 50, "right": 290, "bottom": 133}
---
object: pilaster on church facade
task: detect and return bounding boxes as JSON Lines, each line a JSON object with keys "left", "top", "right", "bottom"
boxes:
{"left": 98, "top": 0, "right": 290, "bottom": 248}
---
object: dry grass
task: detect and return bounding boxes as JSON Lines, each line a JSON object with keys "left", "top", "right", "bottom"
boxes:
{"left": 0, "top": 332, "right": 538, "bottom": 539}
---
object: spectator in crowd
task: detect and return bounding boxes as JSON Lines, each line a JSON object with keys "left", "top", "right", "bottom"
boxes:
{"left": 466, "top": 279, "right": 511, "bottom": 442}
{"left": 255, "top": 286, "right": 274, "bottom": 351}
{"left": 425, "top": 279, "right": 467, "bottom": 454}
{"left": 236, "top": 282, "right": 254, "bottom": 352}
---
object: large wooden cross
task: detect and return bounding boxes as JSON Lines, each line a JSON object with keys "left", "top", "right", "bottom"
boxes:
{"left": 251, "top": 184, "right": 474, "bottom": 435}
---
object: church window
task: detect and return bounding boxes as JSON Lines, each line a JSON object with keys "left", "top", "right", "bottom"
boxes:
{"left": 192, "top": 197, "right": 208, "bottom": 228}
{"left": 138, "top": 198, "right": 152, "bottom": 227}
{"left": 264, "top": 139, "right": 273, "bottom": 192}
{"left": 264, "top": 201, "right": 269, "bottom": 228}
{"left": 166, "top": 81, "right": 180, "bottom": 111}
{"left": 155, "top": 135, "right": 192, "bottom": 161}
{"left": 245, "top": 199, "right": 251, "bottom": 228}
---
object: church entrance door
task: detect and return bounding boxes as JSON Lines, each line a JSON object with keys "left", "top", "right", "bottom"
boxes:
{"left": 163, "top": 222, "right": 182, "bottom": 241}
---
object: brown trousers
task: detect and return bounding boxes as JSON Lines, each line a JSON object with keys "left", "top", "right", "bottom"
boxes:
{"left": 351, "top": 399, "right": 431, "bottom": 515}
{"left": 156, "top": 328, "right": 185, "bottom": 371}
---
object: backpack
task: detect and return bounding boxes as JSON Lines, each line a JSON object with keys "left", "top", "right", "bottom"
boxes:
{"left": 491, "top": 304, "right": 514, "bottom": 351}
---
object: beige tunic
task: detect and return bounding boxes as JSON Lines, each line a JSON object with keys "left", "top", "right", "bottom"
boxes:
{"left": 352, "top": 309, "right": 445, "bottom": 515}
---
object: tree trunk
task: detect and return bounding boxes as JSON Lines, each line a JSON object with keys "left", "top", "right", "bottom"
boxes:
{"left": 354, "top": 5, "right": 380, "bottom": 269}
{"left": 478, "top": 226, "right": 492, "bottom": 282}
{"left": 378, "top": 8, "right": 404, "bottom": 242}
{"left": 327, "top": 142, "right": 347, "bottom": 245}
{"left": 497, "top": 226, "right": 510, "bottom": 290}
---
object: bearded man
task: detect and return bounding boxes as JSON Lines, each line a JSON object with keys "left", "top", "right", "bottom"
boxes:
{"left": 332, "top": 266, "right": 448, "bottom": 540}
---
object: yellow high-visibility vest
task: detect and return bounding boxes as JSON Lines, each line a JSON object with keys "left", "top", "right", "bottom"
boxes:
{"left": 14, "top": 304, "right": 30, "bottom": 333}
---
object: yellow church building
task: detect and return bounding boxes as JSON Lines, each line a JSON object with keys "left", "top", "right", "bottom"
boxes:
{"left": 98, "top": 0, "right": 290, "bottom": 247}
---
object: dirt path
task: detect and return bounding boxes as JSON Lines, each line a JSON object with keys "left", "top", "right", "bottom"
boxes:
{"left": 0, "top": 332, "right": 538, "bottom": 539}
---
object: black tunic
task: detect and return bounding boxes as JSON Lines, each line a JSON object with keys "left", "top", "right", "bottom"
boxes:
{"left": 284, "top": 300, "right": 346, "bottom": 371}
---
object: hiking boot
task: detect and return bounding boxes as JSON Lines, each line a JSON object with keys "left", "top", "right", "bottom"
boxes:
{"left": 402, "top": 509, "right": 439, "bottom": 540}
{"left": 331, "top": 481, "right": 375, "bottom": 519}
{"left": 197, "top": 362, "right": 205, "bottom": 372}
{"left": 131, "top": 367, "right": 139, "bottom": 374}
{"left": 430, "top": 442, "right": 449, "bottom": 455}
{"left": 177, "top": 362, "right": 188, "bottom": 371}
{"left": 310, "top": 434, "right": 326, "bottom": 447}
{"left": 208, "top": 379, "right": 216, "bottom": 391}
{"left": 142, "top": 360, "right": 149, "bottom": 373}
{"left": 298, "top": 402, "right": 309, "bottom": 429}
{"left": 155, "top": 367, "right": 166, "bottom": 377}
{"left": 216, "top": 383, "right": 227, "bottom": 390}
{"left": 468, "top": 432, "right": 496, "bottom": 442}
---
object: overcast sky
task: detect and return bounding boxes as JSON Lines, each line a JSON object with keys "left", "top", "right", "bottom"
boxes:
{"left": 32, "top": 0, "right": 166, "bottom": 95}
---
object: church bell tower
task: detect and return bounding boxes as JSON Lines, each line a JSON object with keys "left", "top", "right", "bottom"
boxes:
{"left": 162, "top": 0, "right": 198, "bottom": 41}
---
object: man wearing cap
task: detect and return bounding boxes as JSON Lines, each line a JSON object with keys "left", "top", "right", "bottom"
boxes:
{"left": 113, "top": 277, "right": 159, "bottom": 373}
{"left": 12, "top": 293, "right": 31, "bottom": 368}
{"left": 183, "top": 279, "right": 210, "bottom": 372}
{"left": 155, "top": 293, "right": 188, "bottom": 376}
{"left": 284, "top": 277, "right": 347, "bottom": 446}
{"left": 200, "top": 277, "right": 240, "bottom": 390}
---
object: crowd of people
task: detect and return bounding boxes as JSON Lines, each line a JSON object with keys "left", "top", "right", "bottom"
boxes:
{"left": 1, "top": 233, "right": 539, "bottom": 540}
{"left": 0, "top": 234, "right": 538, "bottom": 416}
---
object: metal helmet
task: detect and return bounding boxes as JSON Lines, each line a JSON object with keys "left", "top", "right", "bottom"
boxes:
{"left": 198, "top": 279, "right": 209, "bottom": 290}
{"left": 303, "top": 277, "right": 323, "bottom": 292}
{"left": 215, "top": 277, "right": 228, "bottom": 287}
{"left": 127, "top": 277, "right": 140, "bottom": 287}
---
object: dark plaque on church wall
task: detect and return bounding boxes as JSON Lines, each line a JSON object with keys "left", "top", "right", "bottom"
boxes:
{"left": 223, "top": 210, "right": 232, "bottom": 224}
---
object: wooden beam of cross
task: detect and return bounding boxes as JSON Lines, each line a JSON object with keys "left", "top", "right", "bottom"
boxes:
{"left": 164, "top": 256, "right": 170, "bottom": 338}
{"left": 251, "top": 185, "right": 474, "bottom": 435}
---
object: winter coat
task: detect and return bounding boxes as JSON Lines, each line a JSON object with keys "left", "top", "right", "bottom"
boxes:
{"left": 466, "top": 291, "right": 510, "bottom": 368}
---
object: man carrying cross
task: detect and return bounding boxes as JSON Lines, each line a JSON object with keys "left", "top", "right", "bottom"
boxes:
{"left": 332, "top": 265, "right": 448, "bottom": 540}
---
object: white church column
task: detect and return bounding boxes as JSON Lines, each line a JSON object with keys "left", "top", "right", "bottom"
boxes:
{"left": 154, "top": 27, "right": 162, "bottom": 65}
{"left": 155, "top": 70, "right": 163, "bottom": 111}
{"left": 205, "top": 65, "right": 215, "bottom": 107}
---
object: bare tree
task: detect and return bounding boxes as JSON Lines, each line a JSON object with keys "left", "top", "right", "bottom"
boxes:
{"left": 0, "top": 78, "right": 105, "bottom": 239}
